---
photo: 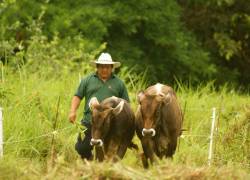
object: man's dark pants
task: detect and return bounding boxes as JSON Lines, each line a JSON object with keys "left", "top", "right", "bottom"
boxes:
{"left": 75, "top": 121, "right": 93, "bottom": 160}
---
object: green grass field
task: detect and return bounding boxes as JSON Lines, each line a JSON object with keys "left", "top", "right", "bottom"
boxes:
{"left": 0, "top": 64, "right": 249, "bottom": 179}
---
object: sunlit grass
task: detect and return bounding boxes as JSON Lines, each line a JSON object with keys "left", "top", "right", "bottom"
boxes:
{"left": 0, "top": 65, "right": 249, "bottom": 179}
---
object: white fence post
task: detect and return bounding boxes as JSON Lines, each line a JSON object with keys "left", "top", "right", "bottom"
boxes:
{"left": 0, "top": 107, "right": 3, "bottom": 157}
{"left": 208, "top": 107, "right": 216, "bottom": 166}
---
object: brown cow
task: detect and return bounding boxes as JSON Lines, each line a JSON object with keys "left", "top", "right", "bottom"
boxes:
{"left": 90, "top": 96, "right": 136, "bottom": 161}
{"left": 136, "top": 83, "right": 183, "bottom": 168}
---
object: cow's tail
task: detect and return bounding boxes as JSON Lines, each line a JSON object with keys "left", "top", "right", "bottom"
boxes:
{"left": 128, "top": 142, "right": 139, "bottom": 151}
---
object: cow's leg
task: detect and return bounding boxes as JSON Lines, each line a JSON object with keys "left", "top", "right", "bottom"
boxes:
{"left": 141, "top": 153, "right": 149, "bottom": 169}
{"left": 106, "top": 139, "right": 119, "bottom": 160}
{"left": 95, "top": 146, "right": 104, "bottom": 162}
{"left": 166, "top": 136, "right": 177, "bottom": 158}
{"left": 141, "top": 137, "right": 155, "bottom": 168}
{"left": 117, "top": 143, "right": 128, "bottom": 159}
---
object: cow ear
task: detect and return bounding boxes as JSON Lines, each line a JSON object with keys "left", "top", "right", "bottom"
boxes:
{"left": 137, "top": 91, "right": 144, "bottom": 104}
{"left": 112, "top": 100, "right": 124, "bottom": 115}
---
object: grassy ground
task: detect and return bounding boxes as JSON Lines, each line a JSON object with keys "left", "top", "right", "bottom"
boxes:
{"left": 0, "top": 64, "right": 249, "bottom": 179}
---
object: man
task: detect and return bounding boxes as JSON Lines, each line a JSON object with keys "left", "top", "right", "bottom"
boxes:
{"left": 68, "top": 52, "right": 130, "bottom": 160}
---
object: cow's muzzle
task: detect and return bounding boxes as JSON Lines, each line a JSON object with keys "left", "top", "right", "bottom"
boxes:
{"left": 90, "top": 138, "right": 103, "bottom": 146}
{"left": 142, "top": 128, "right": 156, "bottom": 137}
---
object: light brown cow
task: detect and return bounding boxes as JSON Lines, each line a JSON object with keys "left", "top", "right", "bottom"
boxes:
{"left": 136, "top": 83, "right": 183, "bottom": 168}
{"left": 90, "top": 96, "right": 137, "bottom": 161}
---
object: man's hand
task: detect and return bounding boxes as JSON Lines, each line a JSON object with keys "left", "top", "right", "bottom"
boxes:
{"left": 69, "top": 96, "right": 81, "bottom": 124}
{"left": 69, "top": 111, "right": 77, "bottom": 124}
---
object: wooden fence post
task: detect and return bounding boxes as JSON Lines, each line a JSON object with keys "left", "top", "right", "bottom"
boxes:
{"left": 50, "top": 96, "right": 61, "bottom": 168}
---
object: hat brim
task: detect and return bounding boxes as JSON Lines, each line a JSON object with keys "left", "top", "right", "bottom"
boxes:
{"left": 90, "top": 61, "right": 121, "bottom": 68}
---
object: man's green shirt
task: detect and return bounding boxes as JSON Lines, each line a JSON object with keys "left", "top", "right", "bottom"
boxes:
{"left": 75, "top": 73, "right": 130, "bottom": 123}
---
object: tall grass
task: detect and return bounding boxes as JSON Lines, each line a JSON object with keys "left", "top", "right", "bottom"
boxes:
{"left": 0, "top": 63, "right": 249, "bottom": 179}
{"left": 176, "top": 82, "right": 250, "bottom": 166}
{"left": 0, "top": 33, "right": 249, "bottom": 178}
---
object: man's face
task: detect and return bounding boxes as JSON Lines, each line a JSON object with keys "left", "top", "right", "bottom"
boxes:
{"left": 97, "top": 64, "right": 113, "bottom": 80}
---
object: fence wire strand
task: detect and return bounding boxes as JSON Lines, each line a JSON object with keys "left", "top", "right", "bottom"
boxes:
{"left": 2, "top": 126, "right": 74, "bottom": 145}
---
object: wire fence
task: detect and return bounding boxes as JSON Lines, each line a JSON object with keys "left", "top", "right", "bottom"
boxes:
{"left": 0, "top": 106, "right": 215, "bottom": 156}
{"left": 180, "top": 134, "right": 210, "bottom": 138}
{"left": 2, "top": 126, "right": 74, "bottom": 145}
{"left": 213, "top": 156, "right": 250, "bottom": 169}
{"left": 1, "top": 106, "right": 243, "bottom": 169}
{"left": 0, "top": 103, "right": 87, "bottom": 150}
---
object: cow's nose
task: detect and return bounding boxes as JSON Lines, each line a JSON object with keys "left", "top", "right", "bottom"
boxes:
{"left": 90, "top": 138, "right": 103, "bottom": 146}
{"left": 142, "top": 128, "right": 156, "bottom": 137}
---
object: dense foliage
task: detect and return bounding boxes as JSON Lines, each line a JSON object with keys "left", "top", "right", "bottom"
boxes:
{"left": 1, "top": 0, "right": 213, "bottom": 86}
{"left": 0, "top": 0, "right": 249, "bottom": 87}
{"left": 179, "top": 0, "right": 250, "bottom": 87}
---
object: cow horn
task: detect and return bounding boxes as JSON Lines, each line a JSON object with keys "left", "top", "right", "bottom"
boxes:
{"left": 112, "top": 100, "right": 124, "bottom": 115}
{"left": 89, "top": 97, "right": 99, "bottom": 110}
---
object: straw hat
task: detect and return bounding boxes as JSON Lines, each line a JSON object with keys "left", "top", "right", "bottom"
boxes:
{"left": 91, "top": 53, "right": 121, "bottom": 68}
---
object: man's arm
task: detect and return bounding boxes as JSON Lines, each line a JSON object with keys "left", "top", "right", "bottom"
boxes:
{"left": 69, "top": 76, "right": 88, "bottom": 123}
{"left": 68, "top": 96, "right": 81, "bottom": 123}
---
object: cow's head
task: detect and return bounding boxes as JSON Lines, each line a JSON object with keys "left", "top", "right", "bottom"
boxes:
{"left": 90, "top": 98, "right": 124, "bottom": 146}
{"left": 137, "top": 90, "right": 171, "bottom": 137}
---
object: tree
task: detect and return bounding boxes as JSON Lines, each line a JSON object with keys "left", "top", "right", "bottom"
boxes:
{"left": 179, "top": 0, "right": 250, "bottom": 88}
{"left": 1, "top": 0, "right": 216, "bottom": 85}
